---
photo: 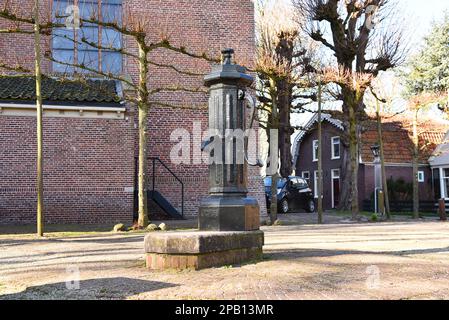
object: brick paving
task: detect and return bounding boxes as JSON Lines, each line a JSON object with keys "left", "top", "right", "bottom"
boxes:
{"left": 1, "top": 213, "right": 449, "bottom": 300}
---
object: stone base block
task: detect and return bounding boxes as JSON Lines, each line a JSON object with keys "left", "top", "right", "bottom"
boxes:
{"left": 144, "top": 230, "right": 264, "bottom": 270}
{"left": 199, "top": 196, "right": 260, "bottom": 231}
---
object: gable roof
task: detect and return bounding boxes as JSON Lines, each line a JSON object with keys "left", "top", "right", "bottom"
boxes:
{"left": 0, "top": 76, "right": 121, "bottom": 105}
{"left": 292, "top": 113, "right": 344, "bottom": 165}
{"left": 429, "top": 131, "right": 449, "bottom": 166}
{"left": 292, "top": 112, "right": 449, "bottom": 165}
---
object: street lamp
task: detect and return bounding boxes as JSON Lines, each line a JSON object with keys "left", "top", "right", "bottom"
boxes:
{"left": 371, "top": 143, "right": 383, "bottom": 215}
{"left": 371, "top": 143, "right": 380, "bottom": 159}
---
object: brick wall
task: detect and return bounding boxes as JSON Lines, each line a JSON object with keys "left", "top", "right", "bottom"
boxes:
{"left": 0, "top": 0, "right": 266, "bottom": 225}
{"left": 0, "top": 115, "right": 135, "bottom": 225}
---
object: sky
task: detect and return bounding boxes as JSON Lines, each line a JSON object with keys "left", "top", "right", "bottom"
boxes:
{"left": 401, "top": 0, "right": 449, "bottom": 50}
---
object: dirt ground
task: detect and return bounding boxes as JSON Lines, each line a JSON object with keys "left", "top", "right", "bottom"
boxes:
{"left": 1, "top": 212, "right": 449, "bottom": 300}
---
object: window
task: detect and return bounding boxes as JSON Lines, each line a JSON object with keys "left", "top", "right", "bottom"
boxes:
{"left": 331, "top": 136, "right": 341, "bottom": 159}
{"left": 289, "top": 178, "right": 299, "bottom": 188}
{"left": 443, "top": 169, "right": 449, "bottom": 198}
{"left": 314, "top": 171, "right": 323, "bottom": 198}
{"left": 302, "top": 171, "right": 310, "bottom": 184}
{"left": 293, "top": 178, "right": 308, "bottom": 189}
{"left": 52, "top": 0, "right": 123, "bottom": 74}
{"left": 418, "top": 171, "right": 425, "bottom": 183}
{"left": 312, "top": 140, "right": 318, "bottom": 162}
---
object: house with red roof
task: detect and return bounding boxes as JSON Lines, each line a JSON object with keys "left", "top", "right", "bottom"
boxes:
{"left": 292, "top": 112, "right": 449, "bottom": 211}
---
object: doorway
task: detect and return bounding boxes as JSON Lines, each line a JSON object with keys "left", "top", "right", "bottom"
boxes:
{"left": 331, "top": 169, "right": 340, "bottom": 209}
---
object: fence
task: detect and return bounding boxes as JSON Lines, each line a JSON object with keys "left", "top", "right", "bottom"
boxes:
{"left": 362, "top": 199, "right": 441, "bottom": 214}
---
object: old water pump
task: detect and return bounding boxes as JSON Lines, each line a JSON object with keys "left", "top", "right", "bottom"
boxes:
{"left": 199, "top": 49, "right": 261, "bottom": 231}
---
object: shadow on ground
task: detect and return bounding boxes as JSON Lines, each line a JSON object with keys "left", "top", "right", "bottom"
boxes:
{"left": 0, "top": 234, "right": 145, "bottom": 248}
{"left": 0, "top": 277, "right": 177, "bottom": 300}
{"left": 264, "top": 246, "right": 449, "bottom": 260}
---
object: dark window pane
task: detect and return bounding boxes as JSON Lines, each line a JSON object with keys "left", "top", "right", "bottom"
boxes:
{"left": 78, "top": 26, "right": 99, "bottom": 50}
{"left": 101, "top": 28, "right": 121, "bottom": 49}
{"left": 102, "top": 51, "right": 122, "bottom": 74}
{"left": 434, "top": 168, "right": 441, "bottom": 200}
{"left": 79, "top": 0, "right": 99, "bottom": 19}
{"left": 53, "top": 49, "right": 75, "bottom": 73}
{"left": 53, "top": 28, "right": 75, "bottom": 50}
{"left": 334, "top": 143, "right": 340, "bottom": 157}
{"left": 102, "top": 3, "right": 122, "bottom": 24}
{"left": 78, "top": 50, "right": 99, "bottom": 71}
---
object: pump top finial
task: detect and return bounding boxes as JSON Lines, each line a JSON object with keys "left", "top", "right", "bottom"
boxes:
{"left": 221, "top": 48, "right": 234, "bottom": 65}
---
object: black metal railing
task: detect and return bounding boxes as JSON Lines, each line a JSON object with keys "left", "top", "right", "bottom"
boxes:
{"left": 134, "top": 157, "right": 185, "bottom": 219}
{"left": 149, "top": 157, "right": 184, "bottom": 218}
{"left": 362, "top": 199, "right": 440, "bottom": 214}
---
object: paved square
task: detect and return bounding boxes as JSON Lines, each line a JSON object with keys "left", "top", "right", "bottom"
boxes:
{"left": 1, "top": 215, "right": 449, "bottom": 300}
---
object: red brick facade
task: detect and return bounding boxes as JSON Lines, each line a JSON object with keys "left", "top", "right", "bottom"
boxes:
{"left": 0, "top": 0, "right": 267, "bottom": 225}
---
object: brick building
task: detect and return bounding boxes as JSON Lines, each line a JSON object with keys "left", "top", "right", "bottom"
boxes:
{"left": 0, "top": 0, "right": 267, "bottom": 225}
{"left": 292, "top": 112, "right": 449, "bottom": 211}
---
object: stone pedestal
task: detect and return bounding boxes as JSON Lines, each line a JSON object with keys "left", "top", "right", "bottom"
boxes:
{"left": 199, "top": 196, "right": 260, "bottom": 231}
{"left": 144, "top": 230, "right": 264, "bottom": 270}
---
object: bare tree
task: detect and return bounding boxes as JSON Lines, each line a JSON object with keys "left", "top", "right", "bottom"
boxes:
{"left": 407, "top": 92, "right": 443, "bottom": 219}
{"left": 34, "top": 0, "right": 44, "bottom": 236}
{"left": 255, "top": 0, "right": 316, "bottom": 220}
{"left": 0, "top": 0, "right": 45, "bottom": 235}
{"left": 294, "top": 0, "right": 408, "bottom": 219}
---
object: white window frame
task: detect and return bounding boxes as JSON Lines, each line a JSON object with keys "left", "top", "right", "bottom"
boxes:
{"left": 331, "top": 136, "right": 341, "bottom": 160}
{"left": 314, "top": 170, "right": 323, "bottom": 199}
{"left": 312, "top": 140, "right": 318, "bottom": 162}
{"left": 418, "top": 171, "right": 425, "bottom": 183}
{"left": 440, "top": 168, "right": 449, "bottom": 199}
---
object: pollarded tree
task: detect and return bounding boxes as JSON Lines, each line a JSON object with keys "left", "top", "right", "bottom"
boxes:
{"left": 293, "top": 0, "right": 408, "bottom": 219}
{"left": 255, "top": 0, "right": 316, "bottom": 221}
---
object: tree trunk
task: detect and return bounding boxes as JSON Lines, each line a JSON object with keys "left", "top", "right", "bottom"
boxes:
{"left": 275, "top": 32, "right": 295, "bottom": 178}
{"left": 34, "top": 0, "right": 44, "bottom": 237}
{"left": 269, "top": 77, "right": 279, "bottom": 222}
{"left": 317, "top": 80, "right": 323, "bottom": 224}
{"left": 137, "top": 38, "right": 149, "bottom": 228}
{"left": 412, "top": 108, "right": 420, "bottom": 219}
{"left": 348, "top": 104, "right": 359, "bottom": 220}
{"left": 278, "top": 79, "right": 293, "bottom": 178}
{"left": 376, "top": 100, "right": 391, "bottom": 219}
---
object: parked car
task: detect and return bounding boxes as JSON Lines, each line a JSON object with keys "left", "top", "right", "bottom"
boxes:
{"left": 264, "top": 176, "right": 316, "bottom": 214}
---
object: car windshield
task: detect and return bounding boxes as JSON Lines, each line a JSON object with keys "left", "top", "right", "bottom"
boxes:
{"left": 264, "top": 177, "right": 286, "bottom": 189}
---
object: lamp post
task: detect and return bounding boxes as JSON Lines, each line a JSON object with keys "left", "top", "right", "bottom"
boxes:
{"left": 371, "top": 143, "right": 383, "bottom": 214}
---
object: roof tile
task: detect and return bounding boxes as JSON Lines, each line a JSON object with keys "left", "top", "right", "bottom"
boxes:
{"left": 0, "top": 76, "right": 120, "bottom": 104}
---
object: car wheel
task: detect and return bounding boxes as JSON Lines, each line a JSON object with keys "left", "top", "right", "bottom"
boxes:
{"left": 306, "top": 199, "right": 316, "bottom": 213}
{"left": 279, "top": 198, "right": 289, "bottom": 214}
